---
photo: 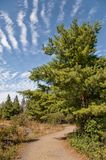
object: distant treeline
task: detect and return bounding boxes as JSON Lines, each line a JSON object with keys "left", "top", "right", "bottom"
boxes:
{"left": 0, "top": 94, "right": 26, "bottom": 119}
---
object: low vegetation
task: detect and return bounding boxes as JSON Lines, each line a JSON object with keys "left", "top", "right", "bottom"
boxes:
{"left": 0, "top": 114, "right": 63, "bottom": 160}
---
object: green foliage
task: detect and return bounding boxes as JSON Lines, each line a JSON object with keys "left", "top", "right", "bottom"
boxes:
{"left": 1, "top": 95, "right": 21, "bottom": 119}
{"left": 0, "top": 125, "right": 19, "bottom": 160}
{"left": 19, "top": 20, "right": 106, "bottom": 159}
{"left": 41, "top": 112, "right": 65, "bottom": 124}
{"left": 69, "top": 132, "right": 106, "bottom": 160}
{"left": 12, "top": 95, "right": 21, "bottom": 114}
{"left": 20, "top": 20, "right": 106, "bottom": 123}
{"left": 20, "top": 20, "right": 106, "bottom": 159}
{"left": 73, "top": 104, "right": 106, "bottom": 130}
{"left": 0, "top": 146, "right": 16, "bottom": 160}
{"left": 84, "top": 119, "right": 101, "bottom": 135}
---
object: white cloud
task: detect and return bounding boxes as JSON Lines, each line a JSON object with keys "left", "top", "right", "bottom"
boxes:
{"left": 0, "top": 68, "right": 36, "bottom": 98}
{"left": 2, "top": 79, "right": 35, "bottom": 92}
{"left": 0, "top": 55, "right": 7, "bottom": 64}
{"left": 41, "top": 4, "right": 49, "bottom": 27}
{"left": 0, "top": 69, "right": 18, "bottom": 82}
{"left": 11, "top": 72, "right": 19, "bottom": 78}
{"left": 0, "top": 11, "right": 18, "bottom": 49}
{"left": 0, "top": 28, "right": 11, "bottom": 51}
{"left": 0, "top": 91, "right": 22, "bottom": 103}
{"left": 24, "top": 0, "right": 28, "bottom": 9}
{"left": 71, "top": 0, "right": 83, "bottom": 17}
{"left": 95, "top": 49, "right": 106, "bottom": 57}
{"left": 41, "top": 0, "right": 54, "bottom": 30}
{"left": 17, "top": 10, "right": 28, "bottom": 48}
{"left": 30, "top": 0, "right": 39, "bottom": 45}
{"left": 47, "top": 0, "right": 55, "bottom": 20}
{"left": 88, "top": 7, "right": 97, "bottom": 20}
{"left": 102, "top": 13, "right": 106, "bottom": 25}
{"left": 20, "top": 71, "right": 30, "bottom": 78}
{"left": 0, "top": 44, "right": 3, "bottom": 53}
{"left": 57, "top": 0, "right": 67, "bottom": 23}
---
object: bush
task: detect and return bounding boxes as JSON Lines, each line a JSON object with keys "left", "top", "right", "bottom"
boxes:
{"left": 0, "top": 121, "right": 33, "bottom": 160}
{"left": 11, "top": 114, "right": 30, "bottom": 127}
{"left": 0, "top": 147, "right": 16, "bottom": 160}
{"left": 41, "top": 112, "right": 65, "bottom": 124}
{"left": 84, "top": 119, "right": 101, "bottom": 135}
{"left": 68, "top": 132, "right": 106, "bottom": 160}
{"left": 0, "top": 125, "right": 18, "bottom": 160}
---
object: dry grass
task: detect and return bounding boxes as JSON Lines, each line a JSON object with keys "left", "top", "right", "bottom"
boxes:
{"left": 0, "top": 118, "right": 63, "bottom": 160}
{"left": 29, "top": 121, "right": 63, "bottom": 137}
{"left": 0, "top": 119, "right": 11, "bottom": 126}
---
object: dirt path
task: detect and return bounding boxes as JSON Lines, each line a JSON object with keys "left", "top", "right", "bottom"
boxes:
{"left": 20, "top": 126, "right": 87, "bottom": 160}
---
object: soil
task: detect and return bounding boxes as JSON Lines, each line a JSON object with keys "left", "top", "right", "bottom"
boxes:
{"left": 19, "top": 125, "right": 88, "bottom": 160}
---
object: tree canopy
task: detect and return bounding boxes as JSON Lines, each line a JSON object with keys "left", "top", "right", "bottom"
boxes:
{"left": 20, "top": 20, "right": 106, "bottom": 127}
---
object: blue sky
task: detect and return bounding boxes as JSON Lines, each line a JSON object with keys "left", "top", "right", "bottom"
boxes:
{"left": 0, "top": 0, "right": 106, "bottom": 102}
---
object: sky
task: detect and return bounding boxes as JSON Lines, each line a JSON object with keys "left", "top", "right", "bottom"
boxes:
{"left": 0, "top": 0, "right": 106, "bottom": 102}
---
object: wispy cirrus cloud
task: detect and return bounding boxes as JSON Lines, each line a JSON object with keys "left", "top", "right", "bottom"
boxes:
{"left": 20, "top": 71, "right": 30, "bottom": 78}
{"left": 0, "top": 55, "right": 7, "bottom": 65}
{"left": 41, "top": 0, "right": 55, "bottom": 32}
{"left": 17, "top": 10, "right": 28, "bottom": 49}
{"left": 95, "top": 49, "right": 106, "bottom": 57}
{"left": 30, "top": 0, "right": 39, "bottom": 46}
{"left": 0, "top": 28, "right": 11, "bottom": 51}
{"left": 71, "top": 0, "right": 83, "bottom": 17}
{"left": 88, "top": 7, "right": 97, "bottom": 20}
{"left": 0, "top": 68, "right": 35, "bottom": 94}
{"left": 0, "top": 44, "right": 3, "bottom": 53}
{"left": 102, "top": 13, "right": 106, "bottom": 25}
{"left": 0, "top": 69, "right": 18, "bottom": 82}
{"left": 57, "top": 0, "right": 67, "bottom": 23}
{"left": 24, "top": 0, "right": 28, "bottom": 9}
{"left": 0, "top": 11, "right": 18, "bottom": 50}
{"left": 41, "top": 4, "right": 48, "bottom": 27}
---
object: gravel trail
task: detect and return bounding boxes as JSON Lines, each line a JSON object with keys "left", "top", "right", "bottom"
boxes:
{"left": 20, "top": 126, "right": 87, "bottom": 160}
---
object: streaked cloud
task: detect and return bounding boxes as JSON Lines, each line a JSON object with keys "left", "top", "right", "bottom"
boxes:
{"left": 88, "top": 7, "right": 97, "bottom": 20}
{"left": 0, "top": 55, "right": 7, "bottom": 64}
{"left": 30, "top": 0, "right": 39, "bottom": 45}
{"left": 0, "top": 11, "right": 18, "bottom": 50}
{"left": 0, "top": 44, "right": 3, "bottom": 53}
{"left": 71, "top": 0, "right": 83, "bottom": 17}
{"left": 0, "top": 69, "right": 18, "bottom": 82}
{"left": 0, "top": 28, "right": 11, "bottom": 51}
{"left": 57, "top": 0, "right": 67, "bottom": 23}
{"left": 95, "top": 49, "right": 106, "bottom": 57}
{"left": 41, "top": 0, "right": 54, "bottom": 31}
{"left": 24, "top": 0, "right": 28, "bottom": 9}
{"left": 17, "top": 10, "right": 28, "bottom": 49}
{"left": 0, "top": 68, "right": 35, "bottom": 95}
{"left": 20, "top": 71, "right": 30, "bottom": 78}
{"left": 41, "top": 4, "right": 48, "bottom": 27}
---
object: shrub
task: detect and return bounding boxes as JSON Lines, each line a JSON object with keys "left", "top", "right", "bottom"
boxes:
{"left": 11, "top": 114, "right": 30, "bottom": 127}
{"left": 68, "top": 132, "right": 106, "bottom": 160}
{"left": 41, "top": 112, "right": 65, "bottom": 124}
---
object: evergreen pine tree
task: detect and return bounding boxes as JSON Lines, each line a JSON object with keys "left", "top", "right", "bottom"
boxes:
{"left": 20, "top": 20, "right": 106, "bottom": 126}
{"left": 2, "top": 94, "right": 13, "bottom": 119}
{"left": 21, "top": 97, "right": 26, "bottom": 112}
{"left": 13, "top": 95, "right": 21, "bottom": 115}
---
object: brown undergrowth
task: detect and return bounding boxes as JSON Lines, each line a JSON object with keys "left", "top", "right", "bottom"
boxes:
{"left": 0, "top": 114, "right": 63, "bottom": 160}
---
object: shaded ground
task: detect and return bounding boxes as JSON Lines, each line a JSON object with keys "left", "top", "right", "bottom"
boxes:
{"left": 20, "top": 126, "right": 88, "bottom": 160}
